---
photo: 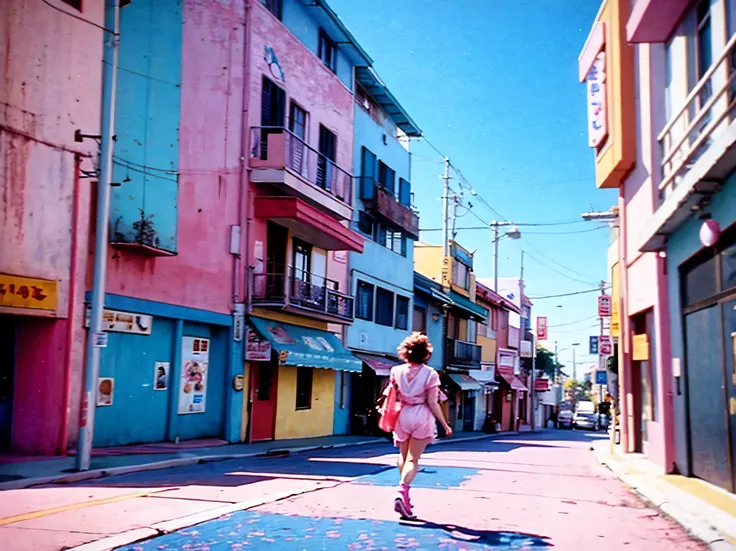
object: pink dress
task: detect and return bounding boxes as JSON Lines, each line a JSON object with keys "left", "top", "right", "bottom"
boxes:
{"left": 388, "top": 363, "right": 441, "bottom": 444}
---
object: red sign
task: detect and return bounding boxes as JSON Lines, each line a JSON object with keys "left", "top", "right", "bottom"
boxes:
{"left": 599, "top": 335, "right": 612, "bottom": 356}
{"left": 598, "top": 295, "right": 612, "bottom": 317}
{"left": 536, "top": 317, "right": 548, "bottom": 340}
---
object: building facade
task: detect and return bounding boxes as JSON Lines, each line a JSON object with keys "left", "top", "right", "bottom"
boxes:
{"left": 346, "top": 66, "right": 421, "bottom": 435}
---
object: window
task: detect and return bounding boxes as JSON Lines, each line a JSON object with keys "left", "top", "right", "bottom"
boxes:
{"left": 293, "top": 239, "right": 311, "bottom": 280}
{"left": 296, "top": 367, "right": 313, "bottom": 410}
{"left": 399, "top": 178, "right": 411, "bottom": 206}
{"left": 376, "top": 288, "right": 395, "bottom": 326}
{"left": 396, "top": 296, "right": 410, "bottom": 330}
{"left": 289, "top": 102, "right": 307, "bottom": 141}
{"left": 261, "top": 0, "right": 283, "bottom": 19}
{"left": 61, "top": 0, "right": 83, "bottom": 10}
{"left": 413, "top": 306, "right": 427, "bottom": 333}
{"left": 682, "top": 252, "right": 717, "bottom": 307}
{"left": 452, "top": 261, "right": 470, "bottom": 290}
{"left": 386, "top": 230, "right": 406, "bottom": 256}
{"left": 467, "top": 320, "right": 477, "bottom": 342}
{"left": 491, "top": 308, "right": 498, "bottom": 331}
{"left": 356, "top": 281, "right": 374, "bottom": 321}
{"left": 357, "top": 211, "right": 376, "bottom": 236}
{"left": 378, "top": 162, "right": 396, "bottom": 194}
{"left": 317, "top": 125, "right": 337, "bottom": 190}
{"left": 261, "top": 77, "right": 285, "bottom": 127}
{"left": 478, "top": 321, "right": 488, "bottom": 338}
{"left": 318, "top": 30, "right": 337, "bottom": 73}
{"left": 723, "top": 240, "right": 736, "bottom": 292}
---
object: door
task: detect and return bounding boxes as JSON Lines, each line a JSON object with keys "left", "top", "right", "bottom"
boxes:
{"left": 250, "top": 362, "right": 277, "bottom": 442}
{"left": 685, "top": 306, "right": 730, "bottom": 490}
{"left": 288, "top": 102, "right": 307, "bottom": 175}
{"left": 725, "top": 298, "right": 736, "bottom": 488}
{"left": 0, "top": 317, "right": 15, "bottom": 450}
{"left": 260, "top": 76, "right": 285, "bottom": 158}
{"left": 333, "top": 371, "right": 351, "bottom": 435}
{"left": 463, "top": 393, "right": 475, "bottom": 432}
{"left": 265, "top": 222, "right": 288, "bottom": 299}
{"left": 316, "top": 125, "right": 336, "bottom": 191}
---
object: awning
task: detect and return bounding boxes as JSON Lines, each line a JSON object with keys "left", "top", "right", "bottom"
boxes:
{"left": 448, "top": 291, "right": 488, "bottom": 322}
{"left": 470, "top": 370, "right": 498, "bottom": 385}
{"left": 248, "top": 317, "right": 362, "bottom": 372}
{"left": 497, "top": 366, "right": 529, "bottom": 392}
{"left": 353, "top": 352, "right": 397, "bottom": 377}
{"left": 447, "top": 373, "right": 482, "bottom": 392}
{"left": 534, "top": 378, "right": 550, "bottom": 392}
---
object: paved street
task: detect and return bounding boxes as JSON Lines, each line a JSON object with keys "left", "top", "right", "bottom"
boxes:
{"left": 0, "top": 430, "right": 705, "bottom": 550}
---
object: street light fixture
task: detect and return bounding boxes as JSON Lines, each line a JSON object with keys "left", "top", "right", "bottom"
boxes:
{"left": 491, "top": 221, "right": 521, "bottom": 292}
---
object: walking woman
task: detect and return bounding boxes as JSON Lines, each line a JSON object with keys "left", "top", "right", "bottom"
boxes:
{"left": 384, "top": 332, "right": 453, "bottom": 519}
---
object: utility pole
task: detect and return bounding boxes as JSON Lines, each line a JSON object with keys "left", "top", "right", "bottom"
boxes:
{"left": 442, "top": 157, "right": 450, "bottom": 257}
{"left": 77, "top": 0, "right": 120, "bottom": 471}
{"left": 493, "top": 224, "right": 500, "bottom": 292}
{"left": 598, "top": 280, "right": 607, "bottom": 406}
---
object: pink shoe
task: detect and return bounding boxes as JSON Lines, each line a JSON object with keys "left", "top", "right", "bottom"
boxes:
{"left": 394, "top": 484, "right": 415, "bottom": 519}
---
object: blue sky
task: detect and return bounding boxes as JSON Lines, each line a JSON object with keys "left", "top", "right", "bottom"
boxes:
{"left": 331, "top": 0, "right": 615, "bottom": 374}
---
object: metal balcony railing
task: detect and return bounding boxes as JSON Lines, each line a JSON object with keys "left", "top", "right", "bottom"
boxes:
{"left": 250, "top": 126, "right": 352, "bottom": 206}
{"left": 658, "top": 32, "right": 736, "bottom": 196}
{"left": 251, "top": 265, "right": 354, "bottom": 322}
{"left": 446, "top": 338, "right": 482, "bottom": 367}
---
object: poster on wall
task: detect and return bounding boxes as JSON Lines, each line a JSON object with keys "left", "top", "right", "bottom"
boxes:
{"left": 246, "top": 325, "right": 271, "bottom": 361}
{"left": 178, "top": 337, "right": 209, "bottom": 414}
{"left": 97, "top": 377, "right": 114, "bottom": 406}
{"left": 154, "top": 362, "right": 169, "bottom": 391}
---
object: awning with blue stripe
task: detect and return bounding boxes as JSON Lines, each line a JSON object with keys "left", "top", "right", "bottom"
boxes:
{"left": 248, "top": 317, "right": 362, "bottom": 372}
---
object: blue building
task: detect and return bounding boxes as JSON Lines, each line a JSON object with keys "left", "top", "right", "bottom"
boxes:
{"left": 341, "top": 67, "right": 421, "bottom": 435}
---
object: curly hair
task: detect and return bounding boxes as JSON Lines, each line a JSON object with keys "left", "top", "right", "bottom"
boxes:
{"left": 397, "top": 332, "right": 433, "bottom": 364}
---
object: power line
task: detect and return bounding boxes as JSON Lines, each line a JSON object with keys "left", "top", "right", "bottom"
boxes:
{"left": 548, "top": 315, "right": 598, "bottom": 328}
{"left": 520, "top": 249, "right": 599, "bottom": 286}
{"left": 419, "top": 225, "right": 607, "bottom": 235}
{"left": 528, "top": 287, "right": 609, "bottom": 300}
{"left": 520, "top": 241, "right": 604, "bottom": 281}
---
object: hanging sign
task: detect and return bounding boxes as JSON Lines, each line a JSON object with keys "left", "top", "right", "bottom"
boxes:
{"left": 178, "top": 337, "right": 209, "bottom": 414}
{"left": 587, "top": 51, "right": 608, "bottom": 148}
{"left": 633, "top": 334, "right": 649, "bottom": 361}
{"left": 598, "top": 295, "right": 612, "bottom": 317}
{"left": 0, "top": 273, "right": 58, "bottom": 311}
{"left": 85, "top": 306, "right": 152, "bottom": 335}
{"left": 520, "top": 340, "right": 533, "bottom": 358}
{"left": 536, "top": 316, "right": 548, "bottom": 340}
{"left": 589, "top": 336, "right": 599, "bottom": 355}
{"left": 599, "top": 335, "right": 612, "bottom": 356}
{"left": 246, "top": 325, "right": 272, "bottom": 361}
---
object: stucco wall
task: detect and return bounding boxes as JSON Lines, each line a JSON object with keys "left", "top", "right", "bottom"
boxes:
{"left": 274, "top": 366, "right": 336, "bottom": 439}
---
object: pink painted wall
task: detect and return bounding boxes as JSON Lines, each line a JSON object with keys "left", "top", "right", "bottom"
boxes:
{"left": 101, "top": 0, "right": 246, "bottom": 316}
{"left": 618, "top": 43, "right": 675, "bottom": 471}
{"left": 246, "top": 2, "right": 355, "bottom": 296}
{"left": 1, "top": 0, "right": 102, "bottom": 453}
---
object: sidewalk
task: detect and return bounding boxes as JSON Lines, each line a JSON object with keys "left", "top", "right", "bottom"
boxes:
{"left": 0, "top": 431, "right": 502, "bottom": 491}
{"left": 592, "top": 439, "right": 736, "bottom": 550}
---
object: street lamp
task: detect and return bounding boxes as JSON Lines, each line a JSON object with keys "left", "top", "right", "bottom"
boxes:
{"left": 491, "top": 221, "right": 521, "bottom": 292}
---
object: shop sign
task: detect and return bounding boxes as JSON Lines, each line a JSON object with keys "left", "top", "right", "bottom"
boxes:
{"left": 595, "top": 370, "right": 607, "bottom": 385}
{"left": 633, "top": 334, "right": 649, "bottom": 361}
{"left": 587, "top": 51, "right": 608, "bottom": 148}
{"left": 598, "top": 294, "right": 611, "bottom": 317}
{"left": 178, "top": 337, "right": 209, "bottom": 415}
{"left": 536, "top": 316, "right": 548, "bottom": 340}
{"left": 246, "top": 325, "right": 271, "bottom": 361}
{"left": 599, "top": 335, "right": 612, "bottom": 356}
{"left": 611, "top": 263, "right": 621, "bottom": 337}
{"left": 0, "top": 273, "right": 58, "bottom": 311}
{"left": 85, "top": 306, "right": 152, "bottom": 335}
{"left": 520, "top": 340, "right": 533, "bottom": 358}
{"left": 589, "top": 336, "right": 599, "bottom": 355}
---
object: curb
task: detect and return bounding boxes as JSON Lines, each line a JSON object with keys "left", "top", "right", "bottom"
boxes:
{"left": 591, "top": 443, "right": 736, "bottom": 551}
{"left": 0, "top": 430, "right": 516, "bottom": 492}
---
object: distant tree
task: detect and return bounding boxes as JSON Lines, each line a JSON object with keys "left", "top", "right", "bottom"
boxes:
{"left": 536, "top": 345, "right": 563, "bottom": 378}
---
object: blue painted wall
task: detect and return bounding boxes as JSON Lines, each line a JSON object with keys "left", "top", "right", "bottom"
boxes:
{"left": 281, "top": 0, "right": 354, "bottom": 89}
{"left": 347, "top": 104, "right": 415, "bottom": 355}
{"left": 413, "top": 293, "right": 445, "bottom": 371}
{"left": 666, "top": 175, "right": 736, "bottom": 474}
{"left": 110, "top": 0, "right": 182, "bottom": 253}
{"left": 90, "top": 294, "right": 243, "bottom": 447}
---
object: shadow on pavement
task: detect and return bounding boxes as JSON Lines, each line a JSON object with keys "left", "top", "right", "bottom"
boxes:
{"left": 404, "top": 518, "right": 552, "bottom": 548}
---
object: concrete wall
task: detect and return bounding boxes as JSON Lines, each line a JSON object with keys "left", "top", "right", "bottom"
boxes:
{"left": 275, "top": 366, "right": 336, "bottom": 439}
{"left": 667, "top": 176, "right": 736, "bottom": 475}
{"left": 0, "top": 0, "right": 103, "bottom": 454}
{"left": 414, "top": 245, "right": 443, "bottom": 283}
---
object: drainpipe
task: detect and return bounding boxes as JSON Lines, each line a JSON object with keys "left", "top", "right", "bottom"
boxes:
{"left": 239, "top": 0, "right": 254, "bottom": 443}
{"left": 76, "top": 0, "right": 120, "bottom": 471}
{"left": 58, "top": 156, "right": 83, "bottom": 455}
{"left": 618, "top": 189, "right": 630, "bottom": 453}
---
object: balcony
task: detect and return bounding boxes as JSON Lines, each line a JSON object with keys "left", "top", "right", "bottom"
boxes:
{"left": 360, "top": 178, "right": 419, "bottom": 239}
{"left": 249, "top": 127, "right": 353, "bottom": 221}
{"left": 446, "top": 338, "right": 482, "bottom": 369}
{"left": 251, "top": 266, "right": 354, "bottom": 324}
{"left": 642, "top": 33, "right": 736, "bottom": 251}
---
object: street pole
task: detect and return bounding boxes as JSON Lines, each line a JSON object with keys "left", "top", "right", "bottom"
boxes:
{"left": 76, "top": 0, "right": 120, "bottom": 472}
{"left": 493, "top": 224, "right": 499, "bottom": 292}
{"left": 572, "top": 346, "right": 577, "bottom": 406}
{"left": 442, "top": 157, "right": 450, "bottom": 258}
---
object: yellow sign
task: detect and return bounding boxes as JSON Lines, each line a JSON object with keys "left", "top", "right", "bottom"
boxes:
{"left": 0, "top": 273, "right": 58, "bottom": 311}
{"left": 611, "top": 262, "right": 620, "bottom": 338}
{"left": 632, "top": 334, "right": 649, "bottom": 361}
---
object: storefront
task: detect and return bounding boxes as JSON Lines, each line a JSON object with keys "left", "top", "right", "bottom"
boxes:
{"left": 443, "top": 373, "right": 482, "bottom": 433}
{"left": 245, "top": 316, "right": 362, "bottom": 441}
{"left": 351, "top": 352, "right": 398, "bottom": 435}
{"left": 496, "top": 365, "right": 528, "bottom": 432}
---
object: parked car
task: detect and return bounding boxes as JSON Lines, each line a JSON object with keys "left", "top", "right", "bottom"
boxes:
{"left": 573, "top": 410, "right": 600, "bottom": 431}
{"left": 558, "top": 409, "right": 574, "bottom": 429}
